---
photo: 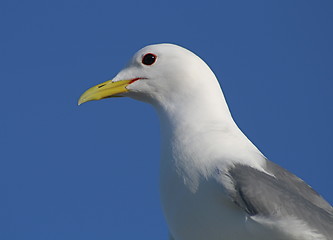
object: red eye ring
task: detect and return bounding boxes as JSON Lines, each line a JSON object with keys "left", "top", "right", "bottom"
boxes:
{"left": 142, "top": 53, "right": 157, "bottom": 65}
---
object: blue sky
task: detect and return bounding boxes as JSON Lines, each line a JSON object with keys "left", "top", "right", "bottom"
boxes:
{"left": 1, "top": 0, "right": 332, "bottom": 239}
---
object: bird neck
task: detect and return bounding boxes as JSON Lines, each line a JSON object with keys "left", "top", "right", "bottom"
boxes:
{"left": 154, "top": 88, "right": 235, "bottom": 139}
{"left": 154, "top": 91, "right": 265, "bottom": 191}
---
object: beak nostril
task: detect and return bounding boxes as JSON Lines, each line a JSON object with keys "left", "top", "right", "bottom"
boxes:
{"left": 98, "top": 84, "right": 106, "bottom": 88}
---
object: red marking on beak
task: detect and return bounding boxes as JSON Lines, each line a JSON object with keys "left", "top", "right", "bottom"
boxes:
{"left": 129, "top": 77, "right": 147, "bottom": 84}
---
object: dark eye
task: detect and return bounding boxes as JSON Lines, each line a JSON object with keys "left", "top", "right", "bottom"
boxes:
{"left": 142, "top": 53, "right": 157, "bottom": 65}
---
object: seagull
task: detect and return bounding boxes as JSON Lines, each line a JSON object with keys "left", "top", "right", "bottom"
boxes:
{"left": 78, "top": 43, "right": 333, "bottom": 240}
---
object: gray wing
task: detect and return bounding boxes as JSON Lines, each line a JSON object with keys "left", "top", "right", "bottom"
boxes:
{"left": 226, "top": 160, "right": 333, "bottom": 237}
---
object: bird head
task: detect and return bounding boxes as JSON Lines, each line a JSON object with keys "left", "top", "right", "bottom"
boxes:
{"left": 78, "top": 43, "right": 223, "bottom": 108}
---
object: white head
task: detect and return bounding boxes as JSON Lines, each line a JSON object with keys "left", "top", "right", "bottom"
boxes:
{"left": 79, "top": 43, "right": 232, "bottom": 127}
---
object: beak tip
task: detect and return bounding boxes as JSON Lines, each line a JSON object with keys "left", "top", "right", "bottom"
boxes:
{"left": 77, "top": 97, "right": 86, "bottom": 106}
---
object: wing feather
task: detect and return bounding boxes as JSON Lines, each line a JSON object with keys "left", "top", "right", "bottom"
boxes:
{"left": 226, "top": 161, "right": 333, "bottom": 238}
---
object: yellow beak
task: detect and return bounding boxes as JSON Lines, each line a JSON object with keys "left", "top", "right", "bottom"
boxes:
{"left": 78, "top": 79, "right": 134, "bottom": 105}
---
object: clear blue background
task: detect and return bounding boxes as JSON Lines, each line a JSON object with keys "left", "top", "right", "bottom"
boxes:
{"left": 1, "top": 0, "right": 332, "bottom": 239}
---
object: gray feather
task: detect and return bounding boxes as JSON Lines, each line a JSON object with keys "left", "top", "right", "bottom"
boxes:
{"left": 226, "top": 160, "right": 333, "bottom": 238}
